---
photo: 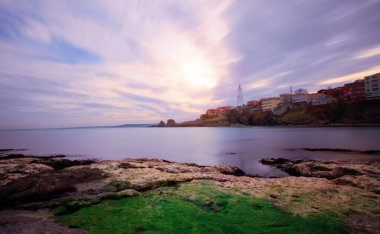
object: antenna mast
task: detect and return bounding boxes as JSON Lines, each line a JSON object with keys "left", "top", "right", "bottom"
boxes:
{"left": 237, "top": 84, "right": 243, "bottom": 106}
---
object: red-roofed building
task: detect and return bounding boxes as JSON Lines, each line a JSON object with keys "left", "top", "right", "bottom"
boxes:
{"left": 318, "top": 87, "right": 344, "bottom": 99}
{"left": 247, "top": 100, "right": 261, "bottom": 110}
{"left": 343, "top": 80, "right": 365, "bottom": 100}
{"left": 206, "top": 106, "right": 232, "bottom": 116}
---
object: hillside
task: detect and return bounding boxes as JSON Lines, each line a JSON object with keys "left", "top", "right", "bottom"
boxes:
{"left": 163, "top": 99, "right": 380, "bottom": 127}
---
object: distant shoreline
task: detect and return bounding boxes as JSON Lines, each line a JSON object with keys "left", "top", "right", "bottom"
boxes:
{"left": 2, "top": 123, "right": 380, "bottom": 131}
{"left": 154, "top": 123, "right": 380, "bottom": 128}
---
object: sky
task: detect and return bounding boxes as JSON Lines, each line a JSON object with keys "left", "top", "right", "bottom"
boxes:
{"left": 1, "top": 0, "right": 380, "bottom": 129}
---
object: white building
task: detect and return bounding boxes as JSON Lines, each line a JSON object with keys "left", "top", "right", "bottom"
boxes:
{"left": 311, "top": 96, "right": 335, "bottom": 105}
{"left": 307, "top": 93, "right": 334, "bottom": 105}
{"left": 292, "top": 94, "right": 308, "bottom": 103}
{"left": 261, "top": 97, "right": 282, "bottom": 112}
{"left": 292, "top": 88, "right": 308, "bottom": 104}
{"left": 364, "top": 73, "right": 380, "bottom": 98}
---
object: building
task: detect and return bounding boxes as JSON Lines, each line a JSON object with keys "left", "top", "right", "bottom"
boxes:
{"left": 247, "top": 100, "right": 261, "bottom": 111}
{"left": 205, "top": 106, "right": 231, "bottom": 116}
{"left": 292, "top": 88, "right": 308, "bottom": 104}
{"left": 343, "top": 79, "right": 365, "bottom": 100}
{"left": 364, "top": 73, "right": 380, "bottom": 98}
{"left": 294, "top": 88, "right": 308, "bottom": 95}
{"left": 279, "top": 93, "right": 293, "bottom": 104}
{"left": 317, "top": 87, "right": 344, "bottom": 99}
{"left": 308, "top": 93, "right": 335, "bottom": 105}
{"left": 292, "top": 94, "right": 308, "bottom": 104}
{"left": 307, "top": 93, "right": 323, "bottom": 103}
{"left": 261, "top": 97, "right": 282, "bottom": 112}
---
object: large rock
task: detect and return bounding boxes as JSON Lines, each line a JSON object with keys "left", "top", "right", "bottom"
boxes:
{"left": 166, "top": 119, "right": 176, "bottom": 127}
{"left": 156, "top": 120, "right": 166, "bottom": 127}
{"left": 0, "top": 167, "right": 107, "bottom": 208}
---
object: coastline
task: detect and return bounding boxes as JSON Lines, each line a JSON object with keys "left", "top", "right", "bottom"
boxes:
{"left": 156, "top": 123, "right": 380, "bottom": 128}
{"left": 0, "top": 153, "right": 379, "bottom": 233}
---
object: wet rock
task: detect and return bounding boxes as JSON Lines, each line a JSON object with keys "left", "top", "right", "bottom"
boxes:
{"left": 35, "top": 158, "right": 96, "bottom": 170}
{"left": 302, "top": 148, "right": 354, "bottom": 152}
{"left": 260, "top": 158, "right": 292, "bottom": 165}
{"left": 119, "top": 162, "right": 149, "bottom": 169}
{"left": 0, "top": 149, "right": 26, "bottom": 152}
{"left": 211, "top": 165, "right": 245, "bottom": 176}
{"left": 0, "top": 154, "right": 65, "bottom": 160}
{"left": 0, "top": 168, "right": 107, "bottom": 208}
{"left": 294, "top": 148, "right": 380, "bottom": 155}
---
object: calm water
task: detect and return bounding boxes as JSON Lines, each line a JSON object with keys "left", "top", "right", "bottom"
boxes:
{"left": 1, "top": 127, "right": 379, "bottom": 176}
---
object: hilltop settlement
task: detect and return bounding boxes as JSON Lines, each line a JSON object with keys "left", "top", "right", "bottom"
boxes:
{"left": 157, "top": 73, "right": 380, "bottom": 127}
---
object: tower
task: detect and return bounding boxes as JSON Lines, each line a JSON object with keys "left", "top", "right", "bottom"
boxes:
{"left": 290, "top": 85, "right": 293, "bottom": 94}
{"left": 237, "top": 84, "right": 243, "bottom": 106}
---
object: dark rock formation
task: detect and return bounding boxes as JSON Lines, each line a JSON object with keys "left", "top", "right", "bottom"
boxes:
{"left": 0, "top": 168, "right": 107, "bottom": 208}
{"left": 157, "top": 120, "right": 166, "bottom": 127}
{"left": 34, "top": 158, "right": 96, "bottom": 170}
{"left": 166, "top": 119, "right": 176, "bottom": 127}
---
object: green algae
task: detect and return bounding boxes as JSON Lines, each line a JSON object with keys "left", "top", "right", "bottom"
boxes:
{"left": 54, "top": 180, "right": 347, "bottom": 234}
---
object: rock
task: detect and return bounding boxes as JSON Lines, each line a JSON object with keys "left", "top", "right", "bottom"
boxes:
{"left": 119, "top": 162, "right": 149, "bottom": 169}
{"left": 0, "top": 209, "right": 88, "bottom": 234}
{"left": 0, "top": 161, "right": 54, "bottom": 186}
{"left": 260, "top": 158, "right": 292, "bottom": 165}
{"left": 261, "top": 158, "right": 380, "bottom": 194}
{"left": 211, "top": 166, "right": 245, "bottom": 176}
{"left": 166, "top": 119, "right": 176, "bottom": 127}
{"left": 0, "top": 154, "right": 65, "bottom": 160}
{"left": 333, "top": 175, "right": 380, "bottom": 194}
{"left": 0, "top": 168, "right": 108, "bottom": 208}
{"left": 348, "top": 214, "right": 380, "bottom": 234}
{"left": 156, "top": 121, "right": 166, "bottom": 127}
{"left": 34, "top": 158, "right": 96, "bottom": 170}
{"left": 0, "top": 156, "right": 379, "bottom": 232}
{"left": 118, "top": 189, "right": 140, "bottom": 197}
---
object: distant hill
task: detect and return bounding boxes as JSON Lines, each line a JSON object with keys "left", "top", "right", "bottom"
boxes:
{"left": 113, "top": 124, "right": 154, "bottom": 128}
{"left": 60, "top": 123, "right": 154, "bottom": 129}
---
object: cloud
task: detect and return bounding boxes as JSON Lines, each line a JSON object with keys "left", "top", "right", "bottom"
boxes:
{"left": 0, "top": 0, "right": 240, "bottom": 128}
{"left": 320, "top": 66, "right": 380, "bottom": 85}
{"left": 246, "top": 71, "right": 293, "bottom": 90}
{"left": 21, "top": 18, "right": 51, "bottom": 43}
{"left": 1, "top": 0, "right": 380, "bottom": 128}
{"left": 354, "top": 46, "right": 380, "bottom": 59}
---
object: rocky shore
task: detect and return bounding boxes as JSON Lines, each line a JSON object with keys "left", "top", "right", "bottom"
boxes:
{"left": 0, "top": 153, "right": 379, "bottom": 233}
{"left": 261, "top": 158, "right": 380, "bottom": 194}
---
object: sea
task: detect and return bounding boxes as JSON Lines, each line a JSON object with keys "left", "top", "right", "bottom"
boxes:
{"left": 1, "top": 126, "right": 379, "bottom": 177}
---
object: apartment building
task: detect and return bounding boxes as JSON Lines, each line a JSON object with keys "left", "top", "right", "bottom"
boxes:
{"left": 343, "top": 79, "right": 365, "bottom": 100}
{"left": 364, "top": 73, "right": 380, "bottom": 98}
{"left": 261, "top": 97, "right": 282, "bottom": 112}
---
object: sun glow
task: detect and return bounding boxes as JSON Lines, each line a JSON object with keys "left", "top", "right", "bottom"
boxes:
{"left": 177, "top": 55, "right": 217, "bottom": 89}
{"left": 163, "top": 38, "right": 219, "bottom": 90}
